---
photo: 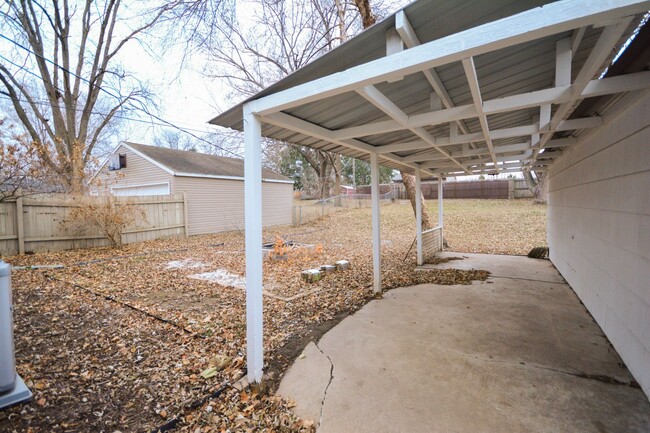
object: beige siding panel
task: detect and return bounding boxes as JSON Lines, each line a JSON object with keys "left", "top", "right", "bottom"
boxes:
{"left": 261, "top": 182, "right": 293, "bottom": 227}
{"left": 174, "top": 177, "right": 292, "bottom": 235}
{"left": 96, "top": 145, "right": 172, "bottom": 192}
{"left": 548, "top": 91, "right": 650, "bottom": 398}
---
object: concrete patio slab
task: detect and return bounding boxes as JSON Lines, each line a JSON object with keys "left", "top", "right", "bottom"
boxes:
{"left": 277, "top": 253, "right": 650, "bottom": 433}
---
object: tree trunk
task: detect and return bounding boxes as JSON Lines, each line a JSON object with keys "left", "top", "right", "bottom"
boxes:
{"left": 401, "top": 171, "right": 434, "bottom": 230}
{"left": 523, "top": 170, "right": 548, "bottom": 204}
{"left": 535, "top": 172, "right": 548, "bottom": 204}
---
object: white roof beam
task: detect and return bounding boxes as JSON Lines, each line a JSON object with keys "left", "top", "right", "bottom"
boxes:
{"left": 556, "top": 37, "right": 573, "bottom": 87}
{"left": 462, "top": 57, "right": 497, "bottom": 166}
{"left": 331, "top": 71, "right": 649, "bottom": 140}
{"left": 375, "top": 117, "right": 597, "bottom": 155}
{"left": 357, "top": 85, "right": 471, "bottom": 174}
{"left": 530, "top": 17, "right": 634, "bottom": 166}
{"left": 261, "top": 112, "right": 435, "bottom": 176}
{"left": 395, "top": 10, "right": 474, "bottom": 140}
{"left": 247, "top": 0, "right": 649, "bottom": 116}
{"left": 544, "top": 137, "right": 577, "bottom": 148}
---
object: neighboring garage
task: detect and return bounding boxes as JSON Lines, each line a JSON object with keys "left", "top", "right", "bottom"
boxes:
{"left": 95, "top": 142, "right": 293, "bottom": 235}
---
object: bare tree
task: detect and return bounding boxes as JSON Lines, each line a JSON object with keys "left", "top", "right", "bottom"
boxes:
{"left": 0, "top": 119, "right": 62, "bottom": 201}
{"left": 352, "top": 0, "right": 435, "bottom": 228}
{"left": 0, "top": 0, "right": 179, "bottom": 193}
{"left": 188, "top": 0, "right": 367, "bottom": 198}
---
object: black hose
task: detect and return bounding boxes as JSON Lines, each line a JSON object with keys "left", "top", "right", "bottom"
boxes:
{"left": 44, "top": 273, "right": 205, "bottom": 339}
{"left": 150, "top": 371, "right": 246, "bottom": 433}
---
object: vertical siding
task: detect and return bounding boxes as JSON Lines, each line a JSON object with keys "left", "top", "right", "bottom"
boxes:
{"left": 95, "top": 145, "right": 172, "bottom": 192}
{"left": 547, "top": 91, "right": 650, "bottom": 398}
{"left": 173, "top": 176, "right": 292, "bottom": 235}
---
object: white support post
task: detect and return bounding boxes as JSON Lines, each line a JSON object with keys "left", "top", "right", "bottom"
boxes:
{"left": 243, "top": 104, "right": 264, "bottom": 384}
{"left": 370, "top": 152, "right": 382, "bottom": 293}
{"left": 438, "top": 176, "right": 444, "bottom": 230}
{"left": 415, "top": 167, "right": 423, "bottom": 266}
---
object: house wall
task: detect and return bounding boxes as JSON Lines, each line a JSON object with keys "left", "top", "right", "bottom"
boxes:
{"left": 96, "top": 145, "right": 172, "bottom": 192}
{"left": 173, "top": 176, "right": 292, "bottom": 235}
{"left": 548, "top": 91, "right": 650, "bottom": 398}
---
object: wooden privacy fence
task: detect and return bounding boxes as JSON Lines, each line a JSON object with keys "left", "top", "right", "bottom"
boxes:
{"left": 0, "top": 194, "right": 187, "bottom": 255}
{"left": 357, "top": 179, "right": 533, "bottom": 199}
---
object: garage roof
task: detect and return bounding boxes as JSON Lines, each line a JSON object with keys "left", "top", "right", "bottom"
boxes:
{"left": 123, "top": 142, "right": 292, "bottom": 183}
{"left": 209, "top": 0, "right": 650, "bottom": 177}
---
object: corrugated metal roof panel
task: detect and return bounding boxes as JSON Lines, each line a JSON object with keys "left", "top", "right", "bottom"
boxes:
{"left": 209, "top": 0, "right": 646, "bottom": 175}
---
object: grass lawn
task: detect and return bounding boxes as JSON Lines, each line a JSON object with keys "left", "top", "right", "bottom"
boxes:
{"left": 0, "top": 199, "right": 545, "bottom": 432}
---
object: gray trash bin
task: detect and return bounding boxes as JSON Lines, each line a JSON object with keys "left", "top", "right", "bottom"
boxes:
{"left": 0, "top": 260, "right": 16, "bottom": 393}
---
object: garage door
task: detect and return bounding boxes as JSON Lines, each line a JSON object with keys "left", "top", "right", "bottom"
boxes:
{"left": 111, "top": 182, "right": 170, "bottom": 196}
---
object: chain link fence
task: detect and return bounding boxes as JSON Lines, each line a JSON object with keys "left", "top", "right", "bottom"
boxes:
{"left": 292, "top": 191, "right": 398, "bottom": 226}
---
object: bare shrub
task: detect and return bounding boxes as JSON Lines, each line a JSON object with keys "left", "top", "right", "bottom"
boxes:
{"left": 61, "top": 196, "right": 146, "bottom": 248}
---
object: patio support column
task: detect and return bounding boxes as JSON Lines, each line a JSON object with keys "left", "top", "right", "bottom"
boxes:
{"left": 438, "top": 174, "right": 444, "bottom": 230}
{"left": 243, "top": 103, "right": 264, "bottom": 383}
{"left": 415, "top": 167, "right": 423, "bottom": 266}
{"left": 370, "top": 152, "right": 382, "bottom": 292}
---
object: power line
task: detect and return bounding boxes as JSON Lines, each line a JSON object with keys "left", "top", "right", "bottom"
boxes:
{"left": 0, "top": 33, "right": 242, "bottom": 158}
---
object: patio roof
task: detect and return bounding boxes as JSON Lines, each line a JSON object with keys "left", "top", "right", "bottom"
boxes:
{"left": 210, "top": 0, "right": 650, "bottom": 176}
{"left": 208, "top": 0, "right": 650, "bottom": 384}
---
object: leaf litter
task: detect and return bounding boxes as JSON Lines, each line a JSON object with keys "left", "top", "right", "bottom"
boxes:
{"left": 0, "top": 199, "right": 544, "bottom": 432}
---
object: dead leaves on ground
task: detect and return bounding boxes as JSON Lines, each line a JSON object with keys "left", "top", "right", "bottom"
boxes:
{"left": 0, "top": 200, "right": 542, "bottom": 432}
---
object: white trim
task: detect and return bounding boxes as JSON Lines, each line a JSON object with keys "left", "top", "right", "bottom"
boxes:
{"left": 247, "top": 0, "right": 650, "bottom": 116}
{"left": 173, "top": 172, "right": 294, "bottom": 184}
{"left": 110, "top": 181, "right": 171, "bottom": 195}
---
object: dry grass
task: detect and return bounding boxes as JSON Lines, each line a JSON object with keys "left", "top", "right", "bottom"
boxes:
{"left": 425, "top": 199, "right": 548, "bottom": 255}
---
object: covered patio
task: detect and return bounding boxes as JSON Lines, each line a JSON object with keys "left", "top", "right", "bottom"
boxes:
{"left": 209, "top": 0, "right": 650, "bottom": 403}
{"left": 277, "top": 253, "right": 650, "bottom": 432}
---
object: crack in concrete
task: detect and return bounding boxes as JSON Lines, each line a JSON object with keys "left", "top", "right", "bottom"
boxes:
{"left": 313, "top": 341, "right": 334, "bottom": 429}
{"left": 454, "top": 351, "right": 639, "bottom": 388}
{"left": 487, "top": 275, "right": 567, "bottom": 284}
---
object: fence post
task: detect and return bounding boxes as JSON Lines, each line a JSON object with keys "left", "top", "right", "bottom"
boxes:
{"left": 16, "top": 197, "right": 24, "bottom": 255}
{"left": 182, "top": 192, "right": 190, "bottom": 237}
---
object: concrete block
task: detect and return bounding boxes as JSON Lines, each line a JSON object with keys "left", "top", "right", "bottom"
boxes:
{"left": 335, "top": 260, "right": 350, "bottom": 271}
{"left": 301, "top": 269, "right": 321, "bottom": 283}
{"left": 320, "top": 265, "right": 336, "bottom": 273}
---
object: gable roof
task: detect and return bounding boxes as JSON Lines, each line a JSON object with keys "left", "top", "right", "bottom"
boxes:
{"left": 121, "top": 142, "right": 292, "bottom": 183}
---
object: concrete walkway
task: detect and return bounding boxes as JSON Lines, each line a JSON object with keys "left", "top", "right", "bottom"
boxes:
{"left": 277, "top": 253, "right": 650, "bottom": 433}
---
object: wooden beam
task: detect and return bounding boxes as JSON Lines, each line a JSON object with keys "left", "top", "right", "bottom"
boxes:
{"left": 530, "top": 18, "right": 634, "bottom": 166}
{"left": 357, "top": 85, "right": 471, "bottom": 174}
{"left": 395, "top": 10, "right": 473, "bottom": 140}
{"left": 462, "top": 57, "right": 497, "bottom": 165}
{"left": 246, "top": 0, "right": 649, "bottom": 116}
{"left": 262, "top": 111, "right": 435, "bottom": 176}
{"left": 331, "top": 71, "right": 649, "bottom": 141}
